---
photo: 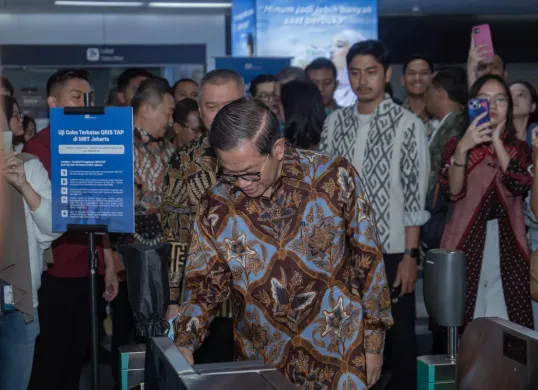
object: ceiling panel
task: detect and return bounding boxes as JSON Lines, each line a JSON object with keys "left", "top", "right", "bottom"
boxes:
{"left": 1, "top": 0, "right": 538, "bottom": 15}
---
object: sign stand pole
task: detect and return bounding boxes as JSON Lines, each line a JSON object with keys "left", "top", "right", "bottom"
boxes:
{"left": 65, "top": 93, "right": 106, "bottom": 390}
{"left": 66, "top": 224, "right": 107, "bottom": 390}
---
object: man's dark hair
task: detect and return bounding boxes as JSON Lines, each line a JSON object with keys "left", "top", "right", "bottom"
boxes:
{"left": 172, "top": 78, "right": 198, "bottom": 92}
{"left": 116, "top": 68, "right": 154, "bottom": 92}
{"left": 131, "top": 78, "right": 173, "bottom": 115}
{"left": 346, "top": 39, "right": 391, "bottom": 71}
{"left": 46, "top": 69, "right": 90, "bottom": 97}
{"left": 403, "top": 54, "right": 434, "bottom": 74}
{"left": 200, "top": 69, "right": 244, "bottom": 97}
{"left": 249, "top": 75, "right": 277, "bottom": 97}
{"left": 1, "top": 77, "right": 14, "bottom": 97}
{"left": 431, "top": 66, "right": 468, "bottom": 106}
{"left": 305, "top": 58, "right": 337, "bottom": 80}
{"left": 173, "top": 98, "right": 199, "bottom": 125}
{"left": 275, "top": 66, "right": 307, "bottom": 83}
{"left": 210, "top": 98, "right": 280, "bottom": 155}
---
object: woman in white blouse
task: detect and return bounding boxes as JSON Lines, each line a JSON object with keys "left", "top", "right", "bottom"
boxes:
{"left": 0, "top": 149, "right": 60, "bottom": 390}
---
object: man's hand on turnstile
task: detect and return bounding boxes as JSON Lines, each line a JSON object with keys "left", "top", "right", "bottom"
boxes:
{"left": 366, "top": 353, "right": 383, "bottom": 388}
{"left": 178, "top": 346, "right": 194, "bottom": 365}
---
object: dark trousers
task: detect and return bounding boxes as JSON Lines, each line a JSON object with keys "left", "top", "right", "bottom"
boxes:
{"left": 193, "top": 317, "right": 234, "bottom": 364}
{"left": 28, "top": 272, "right": 104, "bottom": 390}
{"left": 430, "top": 320, "right": 448, "bottom": 355}
{"left": 383, "top": 253, "right": 417, "bottom": 390}
{"left": 111, "top": 281, "right": 134, "bottom": 389}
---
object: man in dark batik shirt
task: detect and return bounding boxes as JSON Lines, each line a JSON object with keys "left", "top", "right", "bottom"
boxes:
{"left": 174, "top": 99, "right": 393, "bottom": 389}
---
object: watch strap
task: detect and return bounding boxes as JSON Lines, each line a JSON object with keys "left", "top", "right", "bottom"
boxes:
{"left": 404, "top": 248, "right": 419, "bottom": 258}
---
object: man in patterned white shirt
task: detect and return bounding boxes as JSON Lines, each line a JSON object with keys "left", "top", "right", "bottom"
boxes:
{"left": 319, "top": 39, "right": 430, "bottom": 390}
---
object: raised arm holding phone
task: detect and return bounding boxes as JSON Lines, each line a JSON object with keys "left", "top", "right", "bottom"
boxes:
{"left": 467, "top": 24, "right": 507, "bottom": 89}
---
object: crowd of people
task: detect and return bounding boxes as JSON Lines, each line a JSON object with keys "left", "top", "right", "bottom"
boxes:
{"left": 0, "top": 32, "right": 538, "bottom": 390}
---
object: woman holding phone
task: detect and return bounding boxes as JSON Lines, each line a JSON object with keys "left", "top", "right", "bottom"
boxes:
{"left": 439, "top": 74, "right": 533, "bottom": 329}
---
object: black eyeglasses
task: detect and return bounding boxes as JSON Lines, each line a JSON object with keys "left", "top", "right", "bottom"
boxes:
{"left": 219, "top": 155, "right": 269, "bottom": 184}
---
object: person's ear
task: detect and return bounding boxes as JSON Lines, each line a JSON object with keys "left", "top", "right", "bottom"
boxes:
{"left": 438, "top": 87, "right": 448, "bottom": 101}
{"left": 140, "top": 102, "right": 152, "bottom": 119}
{"left": 532, "top": 102, "right": 537, "bottom": 114}
{"left": 273, "top": 138, "right": 286, "bottom": 161}
{"left": 117, "top": 91, "right": 126, "bottom": 105}
{"left": 173, "top": 123, "right": 182, "bottom": 136}
{"left": 386, "top": 66, "right": 393, "bottom": 85}
{"left": 47, "top": 96, "right": 58, "bottom": 108}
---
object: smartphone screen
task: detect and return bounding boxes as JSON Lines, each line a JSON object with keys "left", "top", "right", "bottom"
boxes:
{"left": 472, "top": 24, "right": 494, "bottom": 59}
{"left": 468, "top": 98, "right": 490, "bottom": 127}
{"left": 2, "top": 131, "right": 12, "bottom": 152}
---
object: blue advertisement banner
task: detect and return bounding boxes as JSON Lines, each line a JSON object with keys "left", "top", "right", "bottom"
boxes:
{"left": 232, "top": 0, "right": 257, "bottom": 57}
{"left": 215, "top": 57, "right": 291, "bottom": 95}
{"left": 231, "top": 0, "right": 378, "bottom": 106}
{"left": 50, "top": 107, "right": 135, "bottom": 233}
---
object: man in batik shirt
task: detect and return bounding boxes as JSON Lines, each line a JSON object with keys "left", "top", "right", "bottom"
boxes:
{"left": 160, "top": 69, "right": 245, "bottom": 362}
{"left": 174, "top": 99, "right": 393, "bottom": 389}
{"left": 161, "top": 70, "right": 244, "bottom": 304}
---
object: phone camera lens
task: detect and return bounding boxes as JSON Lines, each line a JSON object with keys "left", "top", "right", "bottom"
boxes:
{"left": 474, "top": 28, "right": 480, "bottom": 34}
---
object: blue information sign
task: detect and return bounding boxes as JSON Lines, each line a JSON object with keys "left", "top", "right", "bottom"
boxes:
{"left": 50, "top": 107, "right": 135, "bottom": 233}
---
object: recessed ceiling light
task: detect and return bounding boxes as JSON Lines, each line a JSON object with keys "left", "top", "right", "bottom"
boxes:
{"left": 55, "top": 1, "right": 144, "bottom": 6}
{"left": 148, "top": 2, "right": 232, "bottom": 8}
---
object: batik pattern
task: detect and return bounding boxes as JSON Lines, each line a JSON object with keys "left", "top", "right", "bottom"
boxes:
{"left": 160, "top": 135, "right": 219, "bottom": 303}
{"left": 133, "top": 127, "right": 174, "bottom": 216}
{"left": 174, "top": 149, "right": 393, "bottom": 389}
{"left": 129, "top": 128, "right": 174, "bottom": 246}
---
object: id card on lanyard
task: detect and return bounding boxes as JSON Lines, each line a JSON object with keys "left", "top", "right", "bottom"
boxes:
{"left": 0, "top": 280, "right": 16, "bottom": 312}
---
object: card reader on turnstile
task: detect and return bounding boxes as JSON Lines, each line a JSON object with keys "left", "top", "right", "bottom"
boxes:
{"left": 417, "top": 249, "right": 466, "bottom": 390}
{"left": 144, "top": 337, "right": 296, "bottom": 390}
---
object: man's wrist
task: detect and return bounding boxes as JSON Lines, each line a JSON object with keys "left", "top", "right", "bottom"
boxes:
{"left": 404, "top": 248, "right": 419, "bottom": 259}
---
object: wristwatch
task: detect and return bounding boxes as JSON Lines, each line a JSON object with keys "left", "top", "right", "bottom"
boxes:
{"left": 404, "top": 248, "right": 420, "bottom": 259}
